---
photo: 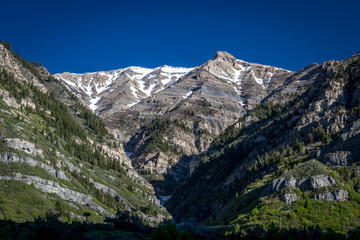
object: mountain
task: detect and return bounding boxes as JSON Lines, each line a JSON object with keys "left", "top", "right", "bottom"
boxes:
{"left": 58, "top": 48, "right": 360, "bottom": 236}
{"left": 165, "top": 52, "right": 360, "bottom": 236}
{"left": 55, "top": 51, "right": 293, "bottom": 193}
{"left": 3, "top": 38, "right": 360, "bottom": 238}
{"left": 55, "top": 65, "right": 194, "bottom": 112}
{"left": 0, "top": 41, "right": 168, "bottom": 225}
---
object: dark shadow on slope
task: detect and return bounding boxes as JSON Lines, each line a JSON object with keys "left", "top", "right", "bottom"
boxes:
{"left": 161, "top": 65, "right": 343, "bottom": 223}
{"left": 150, "top": 155, "right": 199, "bottom": 196}
{"left": 0, "top": 212, "right": 151, "bottom": 240}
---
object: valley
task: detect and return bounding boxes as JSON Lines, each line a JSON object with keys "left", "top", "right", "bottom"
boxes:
{"left": 1, "top": 39, "right": 360, "bottom": 239}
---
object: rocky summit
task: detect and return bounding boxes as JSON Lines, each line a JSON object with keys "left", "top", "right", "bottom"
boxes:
{"left": 2, "top": 39, "right": 360, "bottom": 239}
{"left": 56, "top": 51, "right": 293, "bottom": 187}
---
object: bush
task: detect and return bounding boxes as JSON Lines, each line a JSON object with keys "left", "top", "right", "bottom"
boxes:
{"left": 149, "top": 222, "right": 193, "bottom": 240}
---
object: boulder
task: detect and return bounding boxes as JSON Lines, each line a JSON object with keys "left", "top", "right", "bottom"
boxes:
{"left": 272, "top": 177, "right": 297, "bottom": 192}
{"left": 315, "top": 190, "right": 348, "bottom": 202}
{"left": 299, "top": 174, "right": 335, "bottom": 191}
{"left": 325, "top": 151, "right": 352, "bottom": 166}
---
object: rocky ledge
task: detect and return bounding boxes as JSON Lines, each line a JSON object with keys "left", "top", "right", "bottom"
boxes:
{"left": 0, "top": 152, "right": 69, "bottom": 181}
{"left": 0, "top": 173, "right": 114, "bottom": 217}
{"left": 268, "top": 174, "right": 348, "bottom": 203}
{"left": 4, "top": 138, "right": 44, "bottom": 158}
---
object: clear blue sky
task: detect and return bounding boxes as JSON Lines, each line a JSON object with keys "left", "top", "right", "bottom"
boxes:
{"left": 1, "top": 0, "right": 359, "bottom": 74}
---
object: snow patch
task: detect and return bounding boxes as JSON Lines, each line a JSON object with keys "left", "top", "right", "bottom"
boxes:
{"left": 127, "top": 101, "right": 140, "bottom": 107}
{"left": 183, "top": 91, "right": 193, "bottom": 99}
{"left": 89, "top": 96, "right": 101, "bottom": 111}
{"left": 267, "top": 72, "right": 274, "bottom": 84}
{"left": 251, "top": 71, "right": 265, "bottom": 88}
{"left": 130, "top": 86, "right": 139, "bottom": 99}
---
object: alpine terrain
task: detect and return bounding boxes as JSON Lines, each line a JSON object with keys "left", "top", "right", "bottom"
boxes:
{"left": 2, "top": 39, "right": 360, "bottom": 239}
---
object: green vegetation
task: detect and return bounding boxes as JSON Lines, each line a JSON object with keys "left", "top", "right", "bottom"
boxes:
{"left": 249, "top": 102, "right": 286, "bottom": 120}
{"left": 232, "top": 197, "right": 360, "bottom": 235}
{"left": 167, "top": 54, "right": 360, "bottom": 238}
{"left": 0, "top": 181, "right": 54, "bottom": 222}
{"left": 1, "top": 41, "right": 42, "bottom": 82}
{"left": 0, "top": 68, "right": 116, "bottom": 172}
{"left": 212, "top": 125, "right": 238, "bottom": 148}
{"left": 0, "top": 41, "right": 167, "bottom": 227}
{"left": 150, "top": 222, "right": 193, "bottom": 240}
{"left": 144, "top": 117, "right": 190, "bottom": 154}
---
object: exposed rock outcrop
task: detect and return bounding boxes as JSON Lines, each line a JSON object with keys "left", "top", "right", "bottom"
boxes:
{"left": 0, "top": 173, "right": 114, "bottom": 217}
{"left": 269, "top": 174, "right": 339, "bottom": 203}
{"left": 272, "top": 177, "right": 297, "bottom": 192}
{"left": 324, "top": 151, "right": 352, "bottom": 166}
{"left": 0, "top": 153, "right": 69, "bottom": 181}
{"left": 281, "top": 193, "right": 298, "bottom": 204}
{"left": 89, "top": 179, "right": 133, "bottom": 212}
{"left": 270, "top": 174, "right": 336, "bottom": 193}
{"left": 126, "top": 168, "right": 154, "bottom": 190}
{"left": 299, "top": 174, "right": 336, "bottom": 191}
{"left": 62, "top": 160, "right": 81, "bottom": 173}
{"left": 99, "top": 143, "right": 132, "bottom": 167}
{"left": 0, "top": 44, "right": 46, "bottom": 92}
{"left": 4, "top": 138, "right": 44, "bottom": 158}
{"left": 315, "top": 189, "right": 348, "bottom": 202}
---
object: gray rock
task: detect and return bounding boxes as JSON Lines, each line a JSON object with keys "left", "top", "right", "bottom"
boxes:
{"left": 310, "top": 174, "right": 336, "bottom": 189}
{"left": 63, "top": 160, "right": 81, "bottom": 173}
{"left": 334, "top": 189, "right": 349, "bottom": 201}
{"left": 325, "top": 151, "right": 352, "bottom": 166}
{"left": 55, "top": 170, "right": 68, "bottom": 180}
{"left": 315, "top": 189, "right": 348, "bottom": 202}
{"left": 315, "top": 191, "right": 334, "bottom": 201}
{"left": 90, "top": 179, "right": 133, "bottom": 212}
{"left": 0, "top": 173, "right": 114, "bottom": 217}
{"left": 299, "top": 174, "right": 335, "bottom": 191}
{"left": 271, "top": 177, "right": 297, "bottom": 192}
{"left": 126, "top": 168, "right": 154, "bottom": 190}
{"left": 281, "top": 193, "right": 298, "bottom": 204}
{"left": 4, "top": 138, "right": 43, "bottom": 158}
{"left": 356, "top": 165, "right": 360, "bottom": 175}
{"left": 0, "top": 153, "right": 69, "bottom": 181}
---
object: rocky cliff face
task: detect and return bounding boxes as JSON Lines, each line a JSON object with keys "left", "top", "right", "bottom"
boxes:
{"left": 0, "top": 44, "right": 45, "bottom": 92}
{"left": 54, "top": 65, "right": 194, "bottom": 112}
{"left": 165, "top": 52, "right": 360, "bottom": 228}
{"left": 56, "top": 51, "right": 294, "bottom": 187}
{"left": 4, "top": 138, "right": 44, "bottom": 158}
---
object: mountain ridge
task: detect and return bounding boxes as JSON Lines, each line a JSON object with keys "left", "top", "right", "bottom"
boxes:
{"left": 3, "top": 39, "right": 360, "bottom": 238}
{"left": 54, "top": 51, "right": 292, "bottom": 112}
{"left": 54, "top": 51, "right": 297, "bottom": 193}
{"left": 0, "top": 41, "right": 169, "bottom": 225}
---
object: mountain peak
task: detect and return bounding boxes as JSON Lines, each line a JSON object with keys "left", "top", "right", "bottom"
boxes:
{"left": 213, "top": 51, "right": 236, "bottom": 62}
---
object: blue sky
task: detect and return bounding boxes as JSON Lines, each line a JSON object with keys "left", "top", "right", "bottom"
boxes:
{"left": 1, "top": 0, "right": 359, "bottom": 74}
